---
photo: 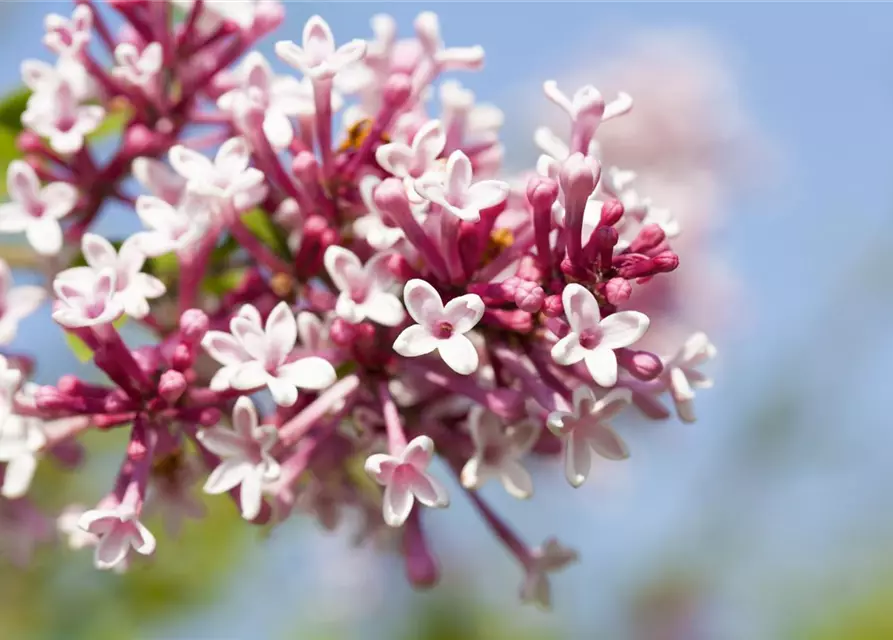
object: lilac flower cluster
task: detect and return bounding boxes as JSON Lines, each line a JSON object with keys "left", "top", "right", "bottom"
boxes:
{"left": 0, "top": 1, "right": 716, "bottom": 607}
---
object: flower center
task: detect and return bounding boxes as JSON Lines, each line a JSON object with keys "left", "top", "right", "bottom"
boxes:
{"left": 435, "top": 322, "right": 454, "bottom": 339}
{"left": 578, "top": 328, "right": 602, "bottom": 350}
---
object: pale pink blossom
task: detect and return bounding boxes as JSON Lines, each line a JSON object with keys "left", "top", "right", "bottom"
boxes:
{"left": 202, "top": 302, "right": 337, "bottom": 406}
{"left": 112, "top": 42, "right": 163, "bottom": 89}
{"left": 364, "top": 435, "right": 449, "bottom": 527}
{"left": 132, "top": 157, "right": 186, "bottom": 205}
{"left": 43, "top": 5, "right": 92, "bottom": 56}
{"left": 77, "top": 504, "right": 157, "bottom": 570}
{"left": 0, "top": 259, "right": 45, "bottom": 345}
{"left": 414, "top": 150, "right": 509, "bottom": 222}
{"left": 393, "top": 279, "right": 484, "bottom": 375}
{"left": 543, "top": 80, "right": 632, "bottom": 133}
{"left": 51, "top": 267, "right": 123, "bottom": 329}
{"left": 21, "top": 78, "right": 104, "bottom": 155}
{"left": 352, "top": 175, "right": 406, "bottom": 251}
{"left": 520, "top": 538, "right": 579, "bottom": 609}
{"left": 552, "top": 284, "right": 650, "bottom": 387}
{"left": 0, "top": 413, "right": 45, "bottom": 499}
{"left": 201, "top": 305, "right": 265, "bottom": 392}
{"left": 460, "top": 406, "right": 539, "bottom": 499}
{"left": 323, "top": 246, "right": 405, "bottom": 326}
{"left": 275, "top": 15, "right": 367, "bottom": 81}
{"left": 133, "top": 193, "right": 211, "bottom": 257}
{"left": 22, "top": 56, "right": 94, "bottom": 102}
{"left": 198, "top": 397, "right": 280, "bottom": 520}
{"left": 547, "top": 386, "right": 631, "bottom": 488}
{"left": 0, "top": 160, "right": 78, "bottom": 255}
{"left": 661, "top": 332, "right": 716, "bottom": 423}
{"left": 413, "top": 11, "right": 484, "bottom": 70}
{"left": 375, "top": 119, "right": 446, "bottom": 202}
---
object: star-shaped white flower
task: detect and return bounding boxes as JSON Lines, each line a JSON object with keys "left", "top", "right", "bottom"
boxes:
{"left": 351, "top": 175, "right": 406, "bottom": 251}
{"left": 0, "top": 259, "right": 45, "bottom": 345}
{"left": 168, "top": 137, "right": 266, "bottom": 215}
{"left": 393, "top": 279, "right": 484, "bottom": 375}
{"left": 22, "top": 55, "right": 94, "bottom": 102}
{"left": 543, "top": 80, "right": 632, "bottom": 131}
{"left": 21, "top": 78, "right": 104, "bottom": 155}
{"left": 43, "top": 4, "right": 92, "bottom": 56}
{"left": 323, "top": 245, "right": 405, "bottom": 326}
{"left": 662, "top": 332, "right": 716, "bottom": 423}
{"left": 520, "top": 538, "right": 579, "bottom": 609}
{"left": 202, "top": 302, "right": 337, "bottom": 406}
{"left": 77, "top": 504, "right": 156, "bottom": 570}
{"left": 0, "top": 412, "right": 45, "bottom": 499}
{"left": 460, "top": 406, "right": 539, "bottom": 499}
{"left": 197, "top": 396, "right": 281, "bottom": 520}
{"left": 547, "top": 386, "right": 631, "bottom": 488}
{"left": 414, "top": 150, "right": 509, "bottom": 222}
{"left": 375, "top": 119, "right": 446, "bottom": 202}
{"left": 112, "top": 42, "right": 163, "bottom": 89}
{"left": 551, "top": 284, "right": 650, "bottom": 387}
{"left": 133, "top": 193, "right": 211, "bottom": 257}
{"left": 275, "top": 15, "right": 366, "bottom": 81}
{"left": 364, "top": 435, "right": 449, "bottom": 527}
{"left": 51, "top": 267, "right": 123, "bottom": 329}
{"left": 0, "top": 160, "right": 78, "bottom": 255}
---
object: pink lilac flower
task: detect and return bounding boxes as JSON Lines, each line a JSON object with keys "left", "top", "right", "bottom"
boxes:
{"left": 43, "top": 4, "right": 92, "bottom": 56}
{"left": 275, "top": 15, "right": 367, "bottom": 81}
{"left": 21, "top": 78, "right": 104, "bottom": 155}
{"left": 0, "top": 259, "right": 45, "bottom": 345}
{"left": 661, "top": 332, "right": 716, "bottom": 423}
{"left": 0, "top": 413, "right": 45, "bottom": 499}
{"left": 132, "top": 158, "right": 186, "bottom": 205}
{"left": 113, "top": 42, "right": 163, "bottom": 90}
{"left": 198, "top": 397, "right": 280, "bottom": 520}
{"left": 77, "top": 503, "right": 156, "bottom": 570}
{"left": 323, "top": 246, "right": 405, "bottom": 326}
{"left": 393, "top": 279, "right": 484, "bottom": 375}
{"left": 552, "top": 283, "right": 650, "bottom": 387}
{"left": 414, "top": 150, "right": 510, "bottom": 222}
{"left": 0, "top": 160, "right": 78, "bottom": 255}
{"left": 364, "top": 435, "right": 449, "bottom": 527}
{"left": 375, "top": 119, "right": 446, "bottom": 202}
{"left": 547, "top": 386, "right": 631, "bottom": 488}
{"left": 460, "top": 406, "right": 539, "bottom": 499}
{"left": 133, "top": 194, "right": 211, "bottom": 257}
{"left": 351, "top": 176, "right": 406, "bottom": 251}
{"left": 520, "top": 538, "right": 579, "bottom": 609}
{"left": 51, "top": 268, "right": 123, "bottom": 329}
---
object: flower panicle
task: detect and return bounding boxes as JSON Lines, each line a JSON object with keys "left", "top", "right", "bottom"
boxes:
{"left": 0, "top": 2, "right": 716, "bottom": 608}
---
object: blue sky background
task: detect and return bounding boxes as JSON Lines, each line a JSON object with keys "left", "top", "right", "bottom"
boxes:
{"left": 2, "top": 2, "right": 893, "bottom": 638}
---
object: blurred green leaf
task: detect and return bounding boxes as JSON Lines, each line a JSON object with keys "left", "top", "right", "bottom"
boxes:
{"left": 0, "top": 127, "right": 19, "bottom": 199}
{"left": 202, "top": 267, "right": 247, "bottom": 296}
{"left": 0, "top": 87, "right": 29, "bottom": 132}
{"left": 241, "top": 208, "right": 290, "bottom": 258}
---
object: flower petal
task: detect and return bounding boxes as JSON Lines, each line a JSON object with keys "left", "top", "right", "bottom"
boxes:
{"left": 564, "top": 431, "right": 590, "bottom": 488}
{"left": 442, "top": 294, "right": 485, "bottom": 334}
{"left": 94, "top": 527, "right": 130, "bottom": 570}
{"left": 500, "top": 460, "right": 534, "bottom": 499}
{"left": 551, "top": 333, "right": 586, "bottom": 366}
{"left": 598, "top": 311, "right": 649, "bottom": 350}
{"left": 265, "top": 301, "right": 297, "bottom": 366}
{"left": 437, "top": 334, "right": 479, "bottom": 375}
{"left": 267, "top": 375, "right": 299, "bottom": 407}
{"left": 364, "top": 453, "right": 398, "bottom": 485}
{"left": 203, "top": 459, "right": 251, "bottom": 494}
{"left": 587, "top": 425, "right": 629, "bottom": 461}
{"left": 562, "top": 283, "right": 600, "bottom": 333}
{"left": 169, "top": 145, "right": 214, "bottom": 182}
{"left": 276, "top": 356, "right": 336, "bottom": 390}
{"left": 402, "top": 435, "right": 434, "bottom": 470}
{"left": 239, "top": 468, "right": 264, "bottom": 520}
{"left": 362, "top": 292, "right": 405, "bottom": 327}
{"left": 232, "top": 396, "right": 258, "bottom": 440}
{"left": 593, "top": 387, "right": 632, "bottom": 422}
{"left": 409, "top": 472, "right": 450, "bottom": 508}
{"left": 323, "top": 245, "right": 363, "bottom": 293}
{"left": 25, "top": 217, "right": 62, "bottom": 255}
{"left": 375, "top": 142, "right": 415, "bottom": 177}
{"left": 202, "top": 331, "right": 248, "bottom": 366}
{"left": 393, "top": 325, "right": 438, "bottom": 358}
{"left": 402, "top": 278, "right": 443, "bottom": 326}
{"left": 584, "top": 347, "right": 618, "bottom": 388}
{"left": 196, "top": 426, "right": 247, "bottom": 458}
{"left": 382, "top": 476, "right": 414, "bottom": 527}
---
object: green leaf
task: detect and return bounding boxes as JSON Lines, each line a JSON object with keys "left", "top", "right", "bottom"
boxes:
{"left": 0, "top": 127, "right": 19, "bottom": 199}
{"left": 202, "top": 267, "right": 247, "bottom": 296}
{"left": 0, "top": 87, "right": 30, "bottom": 132}
{"left": 240, "top": 208, "right": 290, "bottom": 258}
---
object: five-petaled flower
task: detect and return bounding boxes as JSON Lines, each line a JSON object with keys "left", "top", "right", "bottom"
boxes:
{"left": 552, "top": 283, "right": 650, "bottom": 387}
{"left": 460, "top": 406, "right": 539, "bottom": 499}
{"left": 414, "top": 150, "right": 509, "bottom": 222}
{"left": 77, "top": 504, "right": 156, "bottom": 570}
{"left": 323, "top": 245, "right": 405, "bottom": 326}
{"left": 546, "top": 386, "right": 632, "bottom": 488}
{"left": 197, "top": 396, "right": 281, "bottom": 521}
{"left": 393, "top": 279, "right": 484, "bottom": 375}
{"left": 0, "top": 160, "right": 78, "bottom": 255}
{"left": 520, "top": 538, "right": 579, "bottom": 610}
{"left": 662, "top": 332, "right": 716, "bottom": 423}
{"left": 364, "top": 435, "right": 450, "bottom": 527}
{"left": 202, "top": 302, "right": 337, "bottom": 406}
{"left": 275, "top": 15, "right": 367, "bottom": 81}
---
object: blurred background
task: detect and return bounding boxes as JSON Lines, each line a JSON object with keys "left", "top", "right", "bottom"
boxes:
{"left": 2, "top": 2, "right": 893, "bottom": 639}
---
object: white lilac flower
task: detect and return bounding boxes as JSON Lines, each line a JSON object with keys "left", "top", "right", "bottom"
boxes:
{"left": 413, "top": 11, "right": 484, "bottom": 70}
{"left": 520, "top": 538, "right": 579, "bottom": 609}
{"left": 197, "top": 396, "right": 280, "bottom": 520}
{"left": 393, "top": 279, "right": 484, "bottom": 376}
{"left": 132, "top": 157, "right": 186, "bottom": 205}
{"left": 323, "top": 245, "right": 405, "bottom": 326}
{"left": 21, "top": 78, "right": 104, "bottom": 155}
{"left": 662, "top": 332, "right": 716, "bottom": 423}
{"left": 0, "top": 160, "right": 78, "bottom": 255}
{"left": 551, "top": 283, "right": 650, "bottom": 387}
{"left": 414, "top": 150, "right": 509, "bottom": 222}
{"left": 202, "top": 302, "right": 337, "bottom": 406}
{"left": 546, "top": 386, "right": 631, "bottom": 488}
{"left": 460, "top": 406, "right": 539, "bottom": 499}
{"left": 112, "top": 42, "right": 164, "bottom": 89}
{"left": 51, "top": 267, "right": 123, "bottom": 329}
{"left": 543, "top": 80, "right": 632, "bottom": 132}
{"left": 0, "top": 259, "right": 45, "bottom": 345}
{"left": 275, "top": 15, "right": 367, "bottom": 81}
{"left": 351, "top": 175, "right": 406, "bottom": 251}
{"left": 43, "top": 4, "right": 92, "bottom": 56}
{"left": 364, "top": 435, "right": 449, "bottom": 527}
{"left": 168, "top": 137, "right": 266, "bottom": 215}
{"left": 0, "top": 413, "right": 45, "bottom": 499}
{"left": 133, "top": 193, "right": 212, "bottom": 257}
{"left": 77, "top": 504, "right": 156, "bottom": 570}
{"left": 375, "top": 119, "right": 446, "bottom": 202}
{"left": 59, "top": 234, "right": 166, "bottom": 320}
{"left": 22, "top": 56, "right": 94, "bottom": 102}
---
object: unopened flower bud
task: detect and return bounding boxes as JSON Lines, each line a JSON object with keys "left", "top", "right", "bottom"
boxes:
{"left": 629, "top": 224, "right": 666, "bottom": 254}
{"left": 513, "top": 279, "right": 545, "bottom": 313}
{"left": 543, "top": 294, "right": 564, "bottom": 317}
{"left": 122, "top": 124, "right": 159, "bottom": 157}
{"left": 330, "top": 318, "right": 358, "bottom": 345}
{"left": 618, "top": 349, "right": 663, "bottom": 381}
{"left": 291, "top": 151, "right": 318, "bottom": 185}
{"left": 179, "top": 309, "right": 209, "bottom": 343}
{"left": 34, "top": 386, "right": 77, "bottom": 412}
{"left": 158, "top": 370, "right": 187, "bottom": 405}
{"left": 559, "top": 153, "right": 599, "bottom": 205}
{"left": 172, "top": 343, "right": 193, "bottom": 372}
{"left": 652, "top": 251, "right": 680, "bottom": 273}
{"left": 603, "top": 278, "right": 632, "bottom": 305}
{"left": 526, "top": 176, "right": 559, "bottom": 212}
{"left": 600, "top": 199, "right": 625, "bottom": 226}
{"left": 198, "top": 408, "right": 222, "bottom": 427}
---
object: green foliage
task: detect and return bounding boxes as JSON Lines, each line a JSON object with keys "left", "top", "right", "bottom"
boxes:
{"left": 241, "top": 208, "right": 291, "bottom": 258}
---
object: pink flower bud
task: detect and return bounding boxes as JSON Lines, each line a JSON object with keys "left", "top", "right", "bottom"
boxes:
{"left": 543, "top": 294, "right": 564, "bottom": 317}
{"left": 198, "top": 408, "right": 222, "bottom": 427}
{"left": 330, "top": 318, "right": 358, "bottom": 345}
{"left": 179, "top": 309, "right": 209, "bottom": 343}
{"left": 291, "top": 151, "right": 318, "bottom": 184}
{"left": 617, "top": 349, "right": 663, "bottom": 381}
{"left": 158, "top": 370, "right": 187, "bottom": 405}
{"left": 603, "top": 278, "right": 632, "bottom": 305}
{"left": 652, "top": 251, "right": 680, "bottom": 273}
{"left": 513, "top": 279, "right": 545, "bottom": 313}
{"left": 629, "top": 224, "right": 666, "bottom": 254}
{"left": 383, "top": 73, "right": 412, "bottom": 106}
{"left": 34, "top": 386, "right": 77, "bottom": 412}
{"left": 172, "top": 343, "right": 193, "bottom": 372}
{"left": 559, "top": 153, "right": 598, "bottom": 204}
{"left": 526, "top": 175, "right": 559, "bottom": 211}
{"left": 122, "top": 124, "right": 159, "bottom": 157}
{"left": 600, "top": 199, "right": 625, "bottom": 226}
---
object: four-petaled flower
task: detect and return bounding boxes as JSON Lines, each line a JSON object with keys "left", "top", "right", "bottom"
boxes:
{"left": 202, "top": 302, "right": 337, "bottom": 406}
{"left": 364, "top": 435, "right": 450, "bottom": 527}
{"left": 22, "top": 78, "right": 104, "bottom": 155}
{"left": 51, "top": 267, "right": 123, "bottom": 329}
{"left": 546, "top": 386, "right": 631, "bottom": 488}
{"left": 662, "top": 332, "right": 716, "bottom": 423}
{"left": 133, "top": 193, "right": 211, "bottom": 257}
{"left": 323, "top": 245, "right": 405, "bottom": 326}
{"left": 168, "top": 137, "right": 266, "bottom": 216}
{"left": 552, "top": 283, "right": 650, "bottom": 387}
{"left": 414, "top": 150, "right": 509, "bottom": 222}
{"left": 520, "top": 538, "right": 579, "bottom": 610}
{"left": 0, "top": 160, "right": 78, "bottom": 255}
{"left": 275, "top": 15, "right": 367, "bottom": 81}
{"left": 77, "top": 504, "right": 157, "bottom": 570}
{"left": 543, "top": 80, "right": 632, "bottom": 132}
{"left": 113, "top": 42, "right": 163, "bottom": 89}
{"left": 197, "top": 396, "right": 281, "bottom": 520}
{"left": 0, "top": 258, "right": 45, "bottom": 345}
{"left": 351, "top": 175, "right": 406, "bottom": 251}
{"left": 43, "top": 4, "right": 92, "bottom": 56}
{"left": 460, "top": 406, "right": 539, "bottom": 499}
{"left": 393, "top": 279, "right": 484, "bottom": 375}
{"left": 375, "top": 119, "right": 446, "bottom": 202}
